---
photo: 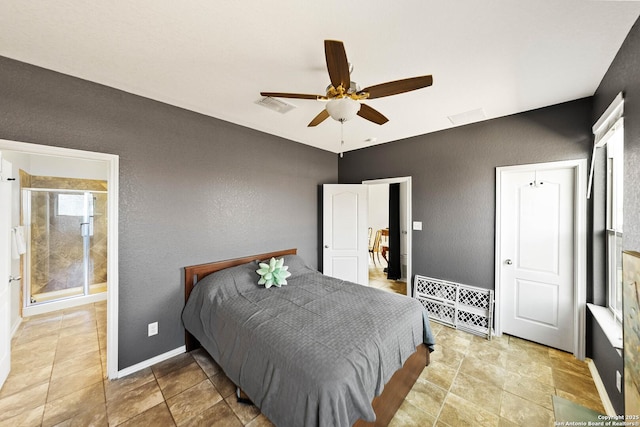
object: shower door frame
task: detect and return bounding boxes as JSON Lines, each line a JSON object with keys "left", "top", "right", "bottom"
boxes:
{"left": 22, "top": 188, "right": 108, "bottom": 309}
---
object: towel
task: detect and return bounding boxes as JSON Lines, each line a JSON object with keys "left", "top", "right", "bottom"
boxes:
{"left": 11, "top": 225, "right": 26, "bottom": 259}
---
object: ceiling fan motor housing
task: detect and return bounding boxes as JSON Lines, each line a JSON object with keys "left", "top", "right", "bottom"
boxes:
{"left": 326, "top": 81, "right": 360, "bottom": 95}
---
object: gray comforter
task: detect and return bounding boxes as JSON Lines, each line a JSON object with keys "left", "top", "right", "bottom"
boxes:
{"left": 182, "top": 254, "right": 435, "bottom": 427}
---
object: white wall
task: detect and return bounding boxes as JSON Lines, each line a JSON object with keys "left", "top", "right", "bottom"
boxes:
{"left": 29, "top": 155, "right": 108, "bottom": 181}
{"left": 367, "top": 184, "right": 389, "bottom": 234}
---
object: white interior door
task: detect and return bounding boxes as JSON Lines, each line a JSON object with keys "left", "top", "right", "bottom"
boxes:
{"left": 498, "top": 165, "right": 576, "bottom": 352}
{"left": 323, "top": 184, "right": 369, "bottom": 285}
{"left": 0, "top": 157, "right": 13, "bottom": 388}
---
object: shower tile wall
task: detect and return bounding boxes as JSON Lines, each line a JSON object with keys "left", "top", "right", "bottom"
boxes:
{"left": 23, "top": 173, "right": 108, "bottom": 297}
{"left": 30, "top": 176, "right": 108, "bottom": 191}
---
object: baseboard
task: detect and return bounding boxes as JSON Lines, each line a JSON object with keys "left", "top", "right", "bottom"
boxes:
{"left": 587, "top": 358, "right": 616, "bottom": 416}
{"left": 10, "top": 317, "right": 21, "bottom": 338}
{"left": 116, "top": 346, "right": 186, "bottom": 379}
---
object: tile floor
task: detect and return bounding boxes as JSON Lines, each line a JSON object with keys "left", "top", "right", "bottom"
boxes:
{"left": 0, "top": 291, "right": 605, "bottom": 426}
{"left": 368, "top": 262, "right": 407, "bottom": 295}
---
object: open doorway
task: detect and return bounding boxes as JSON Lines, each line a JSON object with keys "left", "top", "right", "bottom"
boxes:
{"left": 363, "top": 177, "right": 412, "bottom": 296}
{"left": 0, "top": 139, "right": 119, "bottom": 379}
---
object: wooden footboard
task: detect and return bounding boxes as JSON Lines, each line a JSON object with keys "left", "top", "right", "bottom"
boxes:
{"left": 354, "top": 343, "right": 429, "bottom": 427}
{"left": 183, "top": 248, "right": 430, "bottom": 426}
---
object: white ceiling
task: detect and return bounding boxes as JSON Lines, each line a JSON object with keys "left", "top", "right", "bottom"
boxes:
{"left": 1, "top": 1, "right": 639, "bottom": 153}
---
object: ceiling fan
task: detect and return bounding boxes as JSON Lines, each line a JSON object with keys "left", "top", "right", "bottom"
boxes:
{"left": 260, "top": 40, "right": 433, "bottom": 127}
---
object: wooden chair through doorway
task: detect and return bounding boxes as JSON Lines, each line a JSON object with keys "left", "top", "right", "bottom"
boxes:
{"left": 369, "top": 229, "right": 383, "bottom": 265}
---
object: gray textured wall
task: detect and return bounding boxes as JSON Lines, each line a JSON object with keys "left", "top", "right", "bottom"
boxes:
{"left": 590, "top": 15, "right": 640, "bottom": 413}
{"left": 0, "top": 56, "right": 337, "bottom": 369}
{"left": 593, "top": 17, "right": 640, "bottom": 255}
{"left": 339, "top": 99, "right": 593, "bottom": 290}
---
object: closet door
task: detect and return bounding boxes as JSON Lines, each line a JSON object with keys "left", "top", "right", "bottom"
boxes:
{"left": 497, "top": 164, "right": 577, "bottom": 352}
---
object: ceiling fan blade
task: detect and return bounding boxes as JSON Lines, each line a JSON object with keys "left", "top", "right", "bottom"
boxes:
{"left": 359, "top": 75, "right": 433, "bottom": 99}
{"left": 308, "top": 109, "right": 330, "bottom": 127}
{"left": 357, "top": 103, "right": 389, "bottom": 125}
{"left": 261, "top": 92, "right": 324, "bottom": 100}
{"left": 324, "top": 40, "right": 350, "bottom": 90}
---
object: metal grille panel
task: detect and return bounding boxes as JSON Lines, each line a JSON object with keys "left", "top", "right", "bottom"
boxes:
{"left": 413, "top": 275, "right": 494, "bottom": 340}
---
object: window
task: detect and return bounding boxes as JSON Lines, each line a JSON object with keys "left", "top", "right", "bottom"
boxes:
{"left": 57, "top": 193, "right": 86, "bottom": 216}
{"left": 57, "top": 192, "right": 95, "bottom": 217}
{"left": 590, "top": 92, "right": 624, "bottom": 322}
{"left": 606, "top": 123, "right": 623, "bottom": 318}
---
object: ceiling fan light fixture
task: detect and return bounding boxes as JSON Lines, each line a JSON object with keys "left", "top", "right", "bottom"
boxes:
{"left": 326, "top": 97, "right": 360, "bottom": 122}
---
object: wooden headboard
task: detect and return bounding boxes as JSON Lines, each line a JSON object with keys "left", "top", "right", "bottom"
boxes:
{"left": 183, "top": 248, "right": 297, "bottom": 351}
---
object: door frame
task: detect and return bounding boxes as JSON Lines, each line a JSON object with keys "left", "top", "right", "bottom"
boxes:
{"left": 495, "top": 159, "right": 586, "bottom": 359}
{"left": 0, "top": 157, "right": 13, "bottom": 389}
{"left": 362, "top": 176, "right": 412, "bottom": 296}
{"left": 0, "top": 139, "right": 119, "bottom": 378}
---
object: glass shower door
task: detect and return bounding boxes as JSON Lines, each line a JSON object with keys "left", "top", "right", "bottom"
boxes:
{"left": 24, "top": 189, "right": 107, "bottom": 305}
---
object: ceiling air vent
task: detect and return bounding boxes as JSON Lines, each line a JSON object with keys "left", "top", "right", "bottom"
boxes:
{"left": 447, "top": 108, "right": 486, "bottom": 126}
{"left": 255, "top": 96, "right": 296, "bottom": 114}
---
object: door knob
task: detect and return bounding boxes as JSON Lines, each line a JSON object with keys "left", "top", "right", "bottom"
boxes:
{"left": 505, "top": 259, "right": 513, "bottom": 265}
{"left": 324, "top": 245, "right": 329, "bottom": 248}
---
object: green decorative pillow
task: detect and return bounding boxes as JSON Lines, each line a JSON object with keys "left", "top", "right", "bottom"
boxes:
{"left": 256, "top": 257, "right": 291, "bottom": 288}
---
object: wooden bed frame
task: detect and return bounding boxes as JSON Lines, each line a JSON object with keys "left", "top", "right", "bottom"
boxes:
{"left": 184, "top": 248, "right": 429, "bottom": 427}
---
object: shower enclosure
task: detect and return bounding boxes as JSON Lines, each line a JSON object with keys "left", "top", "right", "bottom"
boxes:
{"left": 23, "top": 188, "right": 108, "bottom": 307}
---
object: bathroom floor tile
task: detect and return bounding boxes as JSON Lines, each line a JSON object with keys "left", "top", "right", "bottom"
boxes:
{"left": 0, "top": 382, "right": 49, "bottom": 423}
{"left": 0, "top": 363, "right": 52, "bottom": 399}
{"left": 47, "top": 364, "right": 104, "bottom": 401}
{"left": 41, "top": 381, "right": 105, "bottom": 427}
{"left": 0, "top": 404, "right": 44, "bottom": 427}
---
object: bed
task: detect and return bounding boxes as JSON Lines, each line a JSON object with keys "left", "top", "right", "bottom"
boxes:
{"left": 182, "top": 248, "right": 435, "bottom": 427}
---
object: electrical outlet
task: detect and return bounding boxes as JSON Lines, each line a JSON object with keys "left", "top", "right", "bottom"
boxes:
{"left": 148, "top": 322, "right": 158, "bottom": 337}
{"left": 616, "top": 370, "right": 622, "bottom": 393}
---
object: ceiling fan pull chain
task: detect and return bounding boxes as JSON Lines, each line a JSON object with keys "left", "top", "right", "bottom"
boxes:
{"left": 340, "top": 120, "right": 344, "bottom": 158}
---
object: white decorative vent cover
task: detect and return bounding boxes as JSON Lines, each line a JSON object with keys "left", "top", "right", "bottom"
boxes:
{"left": 414, "top": 275, "right": 494, "bottom": 340}
{"left": 255, "top": 96, "right": 296, "bottom": 114}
